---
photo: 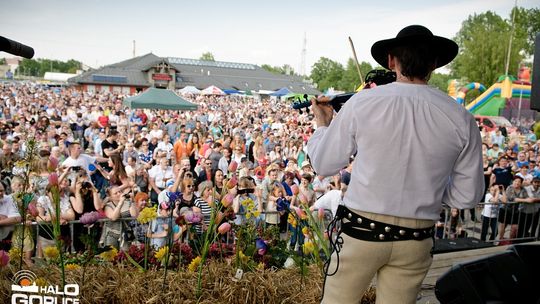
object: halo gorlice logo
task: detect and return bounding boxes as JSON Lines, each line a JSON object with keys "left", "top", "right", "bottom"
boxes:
{"left": 11, "top": 270, "right": 80, "bottom": 303}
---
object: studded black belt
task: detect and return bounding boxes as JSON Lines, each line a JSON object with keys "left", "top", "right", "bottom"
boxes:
{"left": 336, "top": 205, "right": 434, "bottom": 242}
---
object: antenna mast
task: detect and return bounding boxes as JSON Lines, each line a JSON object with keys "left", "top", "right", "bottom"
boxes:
{"left": 133, "top": 40, "right": 136, "bottom": 58}
{"left": 300, "top": 32, "right": 307, "bottom": 76}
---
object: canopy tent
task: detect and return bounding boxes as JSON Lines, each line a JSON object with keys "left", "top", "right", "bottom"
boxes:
{"left": 201, "top": 85, "right": 225, "bottom": 95}
{"left": 270, "top": 87, "right": 292, "bottom": 97}
{"left": 123, "top": 87, "right": 198, "bottom": 110}
{"left": 283, "top": 93, "right": 315, "bottom": 101}
{"left": 179, "top": 86, "right": 201, "bottom": 94}
{"left": 223, "top": 89, "right": 241, "bottom": 95}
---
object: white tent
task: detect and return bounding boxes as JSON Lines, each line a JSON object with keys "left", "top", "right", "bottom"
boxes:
{"left": 179, "top": 86, "right": 201, "bottom": 94}
{"left": 201, "top": 85, "right": 225, "bottom": 95}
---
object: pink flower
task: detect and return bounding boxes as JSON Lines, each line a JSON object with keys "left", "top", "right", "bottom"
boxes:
{"left": 218, "top": 222, "right": 231, "bottom": 235}
{"left": 0, "top": 250, "right": 9, "bottom": 267}
{"left": 318, "top": 208, "right": 325, "bottom": 220}
{"left": 185, "top": 211, "right": 202, "bottom": 224}
{"left": 80, "top": 211, "right": 102, "bottom": 226}
{"left": 295, "top": 208, "right": 307, "bottom": 220}
{"left": 290, "top": 184, "right": 299, "bottom": 195}
{"left": 48, "top": 172, "right": 59, "bottom": 186}
{"left": 27, "top": 202, "right": 39, "bottom": 218}
{"left": 298, "top": 193, "right": 308, "bottom": 204}
{"left": 228, "top": 161, "right": 238, "bottom": 173}
{"left": 226, "top": 177, "right": 237, "bottom": 190}
{"left": 48, "top": 156, "right": 59, "bottom": 171}
{"left": 221, "top": 194, "right": 234, "bottom": 208}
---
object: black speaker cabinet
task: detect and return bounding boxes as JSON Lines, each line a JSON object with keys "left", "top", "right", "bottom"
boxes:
{"left": 531, "top": 33, "right": 540, "bottom": 111}
{"left": 435, "top": 246, "right": 540, "bottom": 304}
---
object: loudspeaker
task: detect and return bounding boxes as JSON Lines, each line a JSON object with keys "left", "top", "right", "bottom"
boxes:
{"left": 531, "top": 33, "right": 540, "bottom": 111}
{"left": 434, "top": 238, "right": 494, "bottom": 254}
{"left": 435, "top": 246, "right": 540, "bottom": 304}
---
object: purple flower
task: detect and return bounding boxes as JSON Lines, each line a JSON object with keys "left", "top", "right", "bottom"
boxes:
{"left": 167, "top": 191, "right": 182, "bottom": 203}
{"left": 0, "top": 250, "right": 9, "bottom": 267}
{"left": 80, "top": 211, "right": 102, "bottom": 226}
{"left": 184, "top": 211, "right": 202, "bottom": 224}
{"left": 255, "top": 238, "right": 268, "bottom": 256}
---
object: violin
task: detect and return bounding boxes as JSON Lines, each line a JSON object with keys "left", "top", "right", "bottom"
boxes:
{"left": 292, "top": 69, "right": 396, "bottom": 113}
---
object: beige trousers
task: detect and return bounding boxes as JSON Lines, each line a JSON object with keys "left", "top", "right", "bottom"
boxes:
{"left": 321, "top": 210, "right": 435, "bottom": 304}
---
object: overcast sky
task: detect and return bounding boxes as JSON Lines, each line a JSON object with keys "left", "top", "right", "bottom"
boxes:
{"left": 1, "top": 0, "right": 537, "bottom": 73}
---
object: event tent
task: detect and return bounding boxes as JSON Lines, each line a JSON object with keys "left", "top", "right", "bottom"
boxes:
{"left": 179, "top": 86, "right": 201, "bottom": 94}
{"left": 123, "top": 87, "right": 198, "bottom": 110}
{"left": 270, "top": 87, "right": 292, "bottom": 97}
{"left": 201, "top": 85, "right": 225, "bottom": 95}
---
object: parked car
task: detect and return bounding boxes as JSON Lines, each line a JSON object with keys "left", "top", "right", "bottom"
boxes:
{"left": 474, "top": 115, "right": 516, "bottom": 133}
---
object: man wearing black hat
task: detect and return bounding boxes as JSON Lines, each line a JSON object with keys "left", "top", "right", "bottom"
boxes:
{"left": 308, "top": 25, "right": 484, "bottom": 303}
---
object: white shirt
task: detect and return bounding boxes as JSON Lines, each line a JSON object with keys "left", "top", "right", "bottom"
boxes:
{"left": 313, "top": 189, "right": 342, "bottom": 217}
{"left": 62, "top": 154, "right": 96, "bottom": 176}
{"left": 482, "top": 193, "right": 500, "bottom": 218}
{"left": 308, "top": 83, "right": 484, "bottom": 220}
{"left": 149, "top": 165, "right": 174, "bottom": 188}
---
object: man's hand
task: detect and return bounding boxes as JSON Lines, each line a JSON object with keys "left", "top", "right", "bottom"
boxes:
{"left": 311, "top": 96, "right": 334, "bottom": 127}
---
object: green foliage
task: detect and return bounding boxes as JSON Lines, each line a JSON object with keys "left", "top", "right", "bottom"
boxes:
{"left": 310, "top": 57, "right": 345, "bottom": 92}
{"left": 0, "top": 58, "right": 5, "bottom": 65}
{"left": 199, "top": 52, "right": 215, "bottom": 61}
{"left": 16, "top": 58, "right": 81, "bottom": 77}
{"left": 451, "top": 8, "right": 538, "bottom": 85}
{"left": 428, "top": 73, "right": 452, "bottom": 92}
{"left": 261, "top": 64, "right": 296, "bottom": 75}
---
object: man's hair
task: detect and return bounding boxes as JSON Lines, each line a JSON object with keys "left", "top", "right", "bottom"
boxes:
{"left": 389, "top": 42, "right": 438, "bottom": 81}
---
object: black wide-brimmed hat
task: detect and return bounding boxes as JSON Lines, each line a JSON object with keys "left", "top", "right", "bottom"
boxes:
{"left": 371, "top": 25, "right": 458, "bottom": 69}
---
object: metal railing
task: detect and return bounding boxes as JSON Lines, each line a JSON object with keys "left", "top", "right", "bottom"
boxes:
{"left": 436, "top": 202, "right": 540, "bottom": 244}
{"left": 7, "top": 204, "right": 539, "bottom": 255}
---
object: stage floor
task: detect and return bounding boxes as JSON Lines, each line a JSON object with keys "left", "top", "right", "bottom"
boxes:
{"left": 414, "top": 241, "right": 540, "bottom": 303}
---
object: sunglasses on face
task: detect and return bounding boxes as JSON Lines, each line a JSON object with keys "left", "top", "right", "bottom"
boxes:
{"left": 185, "top": 184, "right": 194, "bottom": 188}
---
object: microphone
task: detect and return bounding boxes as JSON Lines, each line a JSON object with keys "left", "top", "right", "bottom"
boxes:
{"left": 0, "top": 36, "right": 34, "bottom": 59}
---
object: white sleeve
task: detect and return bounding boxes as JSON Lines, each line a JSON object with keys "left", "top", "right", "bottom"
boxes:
{"left": 442, "top": 116, "right": 485, "bottom": 209}
{"left": 307, "top": 102, "right": 357, "bottom": 176}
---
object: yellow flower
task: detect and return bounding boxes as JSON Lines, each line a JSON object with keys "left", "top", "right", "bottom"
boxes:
{"left": 154, "top": 246, "right": 169, "bottom": 261}
{"left": 238, "top": 251, "right": 249, "bottom": 264}
{"left": 252, "top": 210, "right": 261, "bottom": 218}
{"left": 188, "top": 256, "right": 202, "bottom": 272}
{"left": 9, "top": 247, "right": 22, "bottom": 262}
{"left": 288, "top": 214, "right": 297, "bottom": 227}
{"left": 137, "top": 206, "right": 157, "bottom": 224}
{"left": 303, "top": 241, "right": 315, "bottom": 254}
{"left": 99, "top": 248, "right": 118, "bottom": 262}
{"left": 302, "top": 227, "right": 309, "bottom": 236}
{"left": 43, "top": 246, "right": 59, "bottom": 260}
{"left": 65, "top": 263, "right": 80, "bottom": 271}
{"left": 257, "top": 262, "right": 265, "bottom": 271}
{"left": 34, "top": 278, "right": 47, "bottom": 287}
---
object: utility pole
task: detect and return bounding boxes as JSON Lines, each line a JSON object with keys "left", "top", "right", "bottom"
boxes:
{"left": 300, "top": 32, "right": 307, "bottom": 76}
{"left": 504, "top": 0, "right": 517, "bottom": 76}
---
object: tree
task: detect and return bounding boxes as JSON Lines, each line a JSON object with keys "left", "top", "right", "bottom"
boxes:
{"left": 261, "top": 64, "right": 296, "bottom": 75}
{"left": 16, "top": 58, "right": 82, "bottom": 77}
{"left": 450, "top": 9, "right": 534, "bottom": 86}
{"left": 339, "top": 59, "right": 373, "bottom": 91}
{"left": 199, "top": 52, "right": 215, "bottom": 61}
{"left": 310, "top": 57, "right": 345, "bottom": 92}
{"left": 0, "top": 58, "right": 5, "bottom": 65}
{"left": 428, "top": 73, "right": 452, "bottom": 93}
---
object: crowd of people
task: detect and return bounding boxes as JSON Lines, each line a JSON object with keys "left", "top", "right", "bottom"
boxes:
{"left": 0, "top": 81, "right": 342, "bottom": 265}
{"left": 0, "top": 81, "right": 538, "bottom": 266}
{"left": 435, "top": 123, "right": 540, "bottom": 243}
